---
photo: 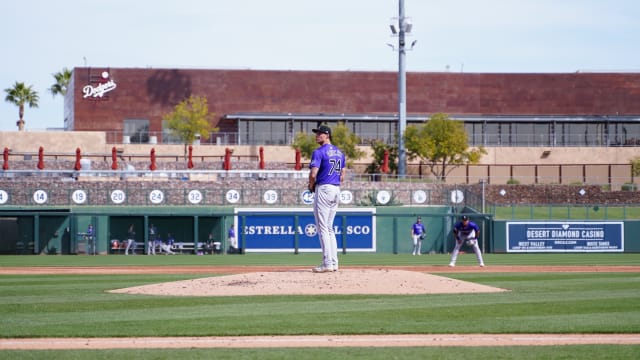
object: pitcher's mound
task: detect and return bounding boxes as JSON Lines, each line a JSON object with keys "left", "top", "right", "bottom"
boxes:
{"left": 110, "top": 269, "right": 507, "bottom": 296}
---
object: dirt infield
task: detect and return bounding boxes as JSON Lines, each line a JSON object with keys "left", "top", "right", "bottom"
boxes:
{"left": 2, "top": 334, "right": 639, "bottom": 350}
{"left": 1, "top": 265, "right": 638, "bottom": 349}
{"left": 109, "top": 268, "right": 508, "bottom": 296}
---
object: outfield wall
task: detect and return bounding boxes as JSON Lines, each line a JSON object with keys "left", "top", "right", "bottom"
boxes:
{"left": 0, "top": 206, "right": 636, "bottom": 255}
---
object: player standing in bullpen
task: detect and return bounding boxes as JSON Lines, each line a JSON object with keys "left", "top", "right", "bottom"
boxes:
{"left": 308, "top": 125, "right": 346, "bottom": 273}
{"left": 449, "top": 215, "right": 485, "bottom": 267}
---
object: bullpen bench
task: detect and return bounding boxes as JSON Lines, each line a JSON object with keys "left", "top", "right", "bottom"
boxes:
{"left": 172, "top": 242, "right": 221, "bottom": 254}
{"left": 109, "top": 239, "right": 144, "bottom": 255}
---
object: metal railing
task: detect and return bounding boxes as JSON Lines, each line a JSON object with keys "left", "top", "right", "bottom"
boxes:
{"left": 1, "top": 168, "right": 637, "bottom": 185}
{"left": 103, "top": 131, "right": 640, "bottom": 147}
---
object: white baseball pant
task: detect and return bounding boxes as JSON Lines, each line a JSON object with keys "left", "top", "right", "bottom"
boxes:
{"left": 450, "top": 231, "right": 484, "bottom": 266}
{"left": 412, "top": 234, "right": 422, "bottom": 255}
{"left": 125, "top": 239, "right": 136, "bottom": 255}
{"left": 313, "top": 184, "right": 340, "bottom": 269}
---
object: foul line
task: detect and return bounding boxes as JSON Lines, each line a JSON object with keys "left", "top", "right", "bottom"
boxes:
{"left": 1, "top": 334, "right": 640, "bottom": 350}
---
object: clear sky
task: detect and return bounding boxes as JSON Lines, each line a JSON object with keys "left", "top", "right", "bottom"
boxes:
{"left": 1, "top": 0, "right": 638, "bottom": 131}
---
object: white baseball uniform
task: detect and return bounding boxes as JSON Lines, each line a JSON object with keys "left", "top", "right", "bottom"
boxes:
{"left": 450, "top": 219, "right": 485, "bottom": 267}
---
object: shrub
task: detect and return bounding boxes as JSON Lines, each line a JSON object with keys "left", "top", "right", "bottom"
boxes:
{"left": 621, "top": 183, "right": 637, "bottom": 191}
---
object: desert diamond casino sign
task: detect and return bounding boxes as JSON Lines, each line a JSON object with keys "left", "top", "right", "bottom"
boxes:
{"left": 235, "top": 208, "right": 375, "bottom": 252}
{"left": 506, "top": 221, "right": 624, "bottom": 252}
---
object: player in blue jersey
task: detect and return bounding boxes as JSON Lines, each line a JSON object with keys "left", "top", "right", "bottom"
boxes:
{"left": 308, "top": 125, "right": 346, "bottom": 273}
{"left": 411, "top": 217, "right": 426, "bottom": 255}
{"left": 86, "top": 224, "right": 95, "bottom": 255}
{"left": 449, "top": 215, "right": 485, "bottom": 267}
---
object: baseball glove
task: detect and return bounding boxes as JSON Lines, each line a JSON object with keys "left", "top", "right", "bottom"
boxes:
{"left": 419, "top": 234, "right": 425, "bottom": 240}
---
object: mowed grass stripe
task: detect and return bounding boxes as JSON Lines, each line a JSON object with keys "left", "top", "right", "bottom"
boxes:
{"left": 1, "top": 272, "right": 639, "bottom": 337}
{"left": 1, "top": 253, "right": 640, "bottom": 267}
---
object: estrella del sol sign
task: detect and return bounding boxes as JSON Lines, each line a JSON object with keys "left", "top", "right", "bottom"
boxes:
{"left": 234, "top": 207, "right": 376, "bottom": 252}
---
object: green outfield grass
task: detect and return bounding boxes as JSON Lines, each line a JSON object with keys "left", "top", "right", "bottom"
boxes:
{"left": 0, "top": 252, "right": 639, "bottom": 267}
{"left": 492, "top": 204, "right": 640, "bottom": 220}
{"left": 1, "top": 254, "right": 639, "bottom": 359}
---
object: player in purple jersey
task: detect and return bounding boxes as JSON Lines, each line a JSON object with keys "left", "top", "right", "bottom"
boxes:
{"left": 449, "top": 215, "right": 485, "bottom": 267}
{"left": 86, "top": 224, "right": 95, "bottom": 255}
{"left": 411, "top": 217, "right": 426, "bottom": 255}
{"left": 308, "top": 125, "right": 346, "bottom": 273}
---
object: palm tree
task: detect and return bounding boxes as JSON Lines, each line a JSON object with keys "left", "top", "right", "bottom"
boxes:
{"left": 4, "top": 81, "right": 39, "bottom": 131}
{"left": 49, "top": 68, "right": 72, "bottom": 97}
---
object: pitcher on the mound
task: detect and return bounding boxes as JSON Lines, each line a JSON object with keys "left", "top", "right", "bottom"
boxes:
{"left": 449, "top": 215, "right": 485, "bottom": 267}
{"left": 308, "top": 125, "right": 346, "bottom": 273}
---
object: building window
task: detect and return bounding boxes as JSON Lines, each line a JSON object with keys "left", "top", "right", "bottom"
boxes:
{"left": 252, "top": 122, "right": 272, "bottom": 144}
{"left": 354, "top": 122, "right": 392, "bottom": 144}
{"left": 232, "top": 115, "right": 639, "bottom": 147}
{"left": 465, "top": 122, "right": 483, "bottom": 146}
{"left": 484, "top": 123, "right": 500, "bottom": 145}
{"left": 564, "top": 123, "right": 586, "bottom": 146}
{"left": 533, "top": 123, "right": 550, "bottom": 146}
{"left": 621, "top": 123, "right": 640, "bottom": 145}
{"left": 513, "top": 123, "right": 533, "bottom": 146}
{"left": 242, "top": 121, "right": 289, "bottom": 145}
{"left": 124, "top": 119, "right": 149, "bottom": 144}
{"left": 161, "top": 120, "right": 181, "bottom": 144}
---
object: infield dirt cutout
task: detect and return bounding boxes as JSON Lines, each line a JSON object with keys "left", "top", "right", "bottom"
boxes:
{"left": 109, "top": 268, "right": 507, "bottom": 296}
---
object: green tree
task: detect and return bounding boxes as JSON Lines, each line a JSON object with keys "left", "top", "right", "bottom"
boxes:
{"left": 291, "top": 131, "right": 318, "bottom": 159}
{"left": 4, "top": 81, "right": 39, "bottom": 131}
{"left": 630, "top": 157, "right": 640, "bottom": 183}
{"left": 291, "top": 122, "right": 364, "bottom": 167}
{"left": 404, "top": 112, "right": 486, "bottom": 181}
{"left": 163, "top": 95, "right": 218, "bottom": 156}
{"left": 49, "top": 68, "right": 72, "bottom": 97}
{"left": 366, "top": 139, "right": 398, "bottom": 174}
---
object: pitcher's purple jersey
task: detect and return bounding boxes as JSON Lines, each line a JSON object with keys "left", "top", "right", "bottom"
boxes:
{"left": 309, "top": 144, "right": 345, "bottom": 186}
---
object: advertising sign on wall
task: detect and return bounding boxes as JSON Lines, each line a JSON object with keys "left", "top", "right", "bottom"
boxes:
{"left": 506, "top": 221, "right": 624, "bottom": 252}
{"left": 235, "top": 208, "right": 375, "bottom": 252}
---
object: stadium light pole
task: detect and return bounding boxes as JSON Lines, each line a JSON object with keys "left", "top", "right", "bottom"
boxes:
{"left": 389, "top": 0, "right": 413, "bottom": 177}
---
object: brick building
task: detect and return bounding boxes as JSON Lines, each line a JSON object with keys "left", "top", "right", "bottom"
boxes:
{"left": 66, "top": 68, "right": 640, "bottom": 147}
